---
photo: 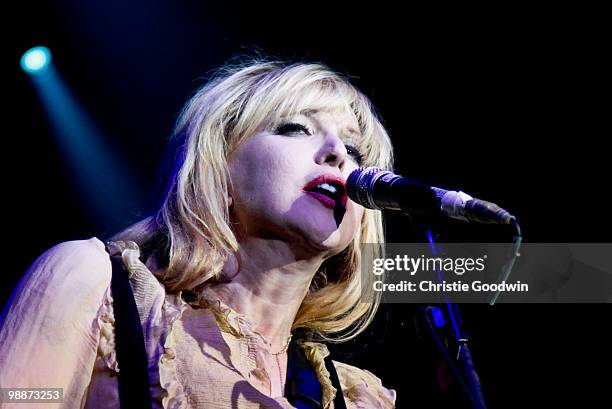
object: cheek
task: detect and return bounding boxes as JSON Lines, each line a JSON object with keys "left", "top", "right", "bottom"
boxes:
{"left": 230, "top": 140, "right": 305, "bottom": 210}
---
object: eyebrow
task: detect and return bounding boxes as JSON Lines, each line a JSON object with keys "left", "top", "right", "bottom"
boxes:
{"left": 300, "top": 109, "right": 361, "bottom": 138}
{"left": 344, "top": 127, "right": 361, "bottom": 137}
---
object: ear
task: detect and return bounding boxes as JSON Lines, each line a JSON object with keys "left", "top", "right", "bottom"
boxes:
{"left": 228, "top": 195, "right": 234, "bottom": 209}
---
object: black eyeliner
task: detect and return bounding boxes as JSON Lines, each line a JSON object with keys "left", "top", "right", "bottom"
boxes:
{"left": 346, "top": 145, "right": 364, "bottom": 165}
{"left": 275, "top": 122, "right": 311, "bottom": 135}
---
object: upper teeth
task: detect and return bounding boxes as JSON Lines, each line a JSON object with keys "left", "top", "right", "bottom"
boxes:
{"left": 317, "top": 183, "right": 338, "bottom": 194}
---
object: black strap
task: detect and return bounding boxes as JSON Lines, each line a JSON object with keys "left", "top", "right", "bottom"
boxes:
{"left": 324, "top": 355, "right": 347, "bottom": 409}
{"left": 107, "top": 249, "right": 153, "bottom": 409}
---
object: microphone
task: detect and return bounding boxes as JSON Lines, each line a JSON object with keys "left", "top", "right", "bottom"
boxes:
{"left": 347, "top": 167, "right": 515, "bottom": 224}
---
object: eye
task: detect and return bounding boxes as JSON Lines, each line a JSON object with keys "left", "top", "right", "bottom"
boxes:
{"left": 345, "top": 145, "right": 364, "bottom": 165}
{"left": 275, "top": 122, "right": 311, "bottom": 136}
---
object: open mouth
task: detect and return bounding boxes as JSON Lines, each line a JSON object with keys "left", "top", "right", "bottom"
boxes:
{"left": 303, "top": 175, "right": 348, "bottom": 209}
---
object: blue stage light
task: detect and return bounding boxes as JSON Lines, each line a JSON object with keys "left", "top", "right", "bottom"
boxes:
{"left": 20, "top": 46, "right": 52, "bottom": 74}
{"left": 431, "top": 307, "right": 446, "bottom": 328}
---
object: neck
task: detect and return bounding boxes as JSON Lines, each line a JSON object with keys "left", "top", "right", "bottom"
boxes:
{"left": 208, "top": 237, "right": 324, "bottom": 352}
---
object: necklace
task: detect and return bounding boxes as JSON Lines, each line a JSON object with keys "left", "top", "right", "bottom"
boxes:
{"left": 271, "top": 334, "right": 292, "bottom": 395}
{"left": 271, "top": 333, "right": 293, "bottom": 355}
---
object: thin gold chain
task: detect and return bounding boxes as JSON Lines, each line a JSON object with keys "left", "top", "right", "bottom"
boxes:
{"left": 271, "top": 333, "right": 293, "bottom": 355}
{"left": 275, "top": 353, "right": 285, "bottom": 394}
{"left": 271, "top": 333, "right": 292, "bottom": 395}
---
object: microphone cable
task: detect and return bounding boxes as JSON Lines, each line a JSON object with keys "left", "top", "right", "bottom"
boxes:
{"left": 490, "top": 218, "right": 522, "bottom": 305}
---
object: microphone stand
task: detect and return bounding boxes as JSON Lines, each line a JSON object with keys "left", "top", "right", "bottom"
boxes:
{"left": 423, "top": 229, "right": 488, "bottom": 409}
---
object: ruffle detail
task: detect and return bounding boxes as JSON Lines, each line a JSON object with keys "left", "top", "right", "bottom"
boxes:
{"left": 158, "top": 292, "right": 190, "bottom": 409}
{"left": 106, "top": 240, "right": 149, "bottom": 280}
{"left": 199, "top": 294, "right": 247, "bottom": 339}
{"left": 197, "top": 289, "right": 340, "bottom": 404}
{"left": 334, "top": 361, "right": 397, "bottom": 408}
{"left": 94, "top": 284, "right": 119, "bottom": 373}
{"left": 105, "top": 239, "right": 191, "bottom": 409}
{"left": 196, "top": 288, "right": 281, "bottom": 349}
{"left": 197, "top": 289, "right": 276, "bottom": 389}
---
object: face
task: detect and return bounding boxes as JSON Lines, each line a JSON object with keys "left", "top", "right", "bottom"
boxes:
{"left": 228, "top": 107, "right": 366, "bottom": 258}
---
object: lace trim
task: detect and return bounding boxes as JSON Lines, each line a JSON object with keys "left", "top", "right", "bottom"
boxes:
{"left": 158, "top": 293, "right": 189, "bottom": 409}
{"left": 94, "top": 285, "right": 119, "bottom": 373}
{"left": 106, "top": 240, "right": 149, "bottom": 280}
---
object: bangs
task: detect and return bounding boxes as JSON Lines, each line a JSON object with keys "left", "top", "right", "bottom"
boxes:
{"left": 233, "top": 64, "right": 393, "bottom": 170}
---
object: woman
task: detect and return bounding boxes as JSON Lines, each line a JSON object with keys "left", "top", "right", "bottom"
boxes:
{"left": 0, "top": 60, "right": 396, "bottom": 408}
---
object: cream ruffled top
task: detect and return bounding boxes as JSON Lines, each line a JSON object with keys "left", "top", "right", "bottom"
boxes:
{"left": 0, "top": 238, "right": 396, "bottom": 409}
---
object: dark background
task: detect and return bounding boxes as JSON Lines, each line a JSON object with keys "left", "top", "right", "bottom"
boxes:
{"left": 7, "top": 1, "right": 610, "bottom": 407}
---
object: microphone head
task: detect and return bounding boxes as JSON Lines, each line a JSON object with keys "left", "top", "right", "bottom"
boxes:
{"left": 346, "top": 166, "right": 386, "bottom": 209}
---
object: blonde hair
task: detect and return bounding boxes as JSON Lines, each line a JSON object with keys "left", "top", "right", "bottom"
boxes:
{"left": 111, "top": 59, "right": 394, "bottom": 342}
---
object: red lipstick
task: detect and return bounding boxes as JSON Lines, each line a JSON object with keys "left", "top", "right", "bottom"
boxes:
{"left": 302, "top": 174, "right": 348, "bottom": 209}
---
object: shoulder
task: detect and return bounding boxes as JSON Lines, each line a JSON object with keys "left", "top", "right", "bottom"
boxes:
{"left": 1, "top": 237, "right": 112, "bottom": 345}
{"left": 38, "top": 236, "right": 110, "bottom": 267}
{"left": 28, "top": 237, "right": 112, "bottom": 293}
{"left": 0, "top": 238, "right": 112, "bottom": 391}
{"left": 333, "top": 360, "right": 397, "bottom": 409}
{"left": 5, "top": 237, "right": 112, "bottom": 319}
{"left": 38, "top": 236, "right": 110, "bottom": 268}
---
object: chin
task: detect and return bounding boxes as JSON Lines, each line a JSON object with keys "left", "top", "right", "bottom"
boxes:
{"left": 283, "top": 207, "right": 357, "bottom": 254}
{"left": 317, "top": 230, "right": 354, "bottom": 255}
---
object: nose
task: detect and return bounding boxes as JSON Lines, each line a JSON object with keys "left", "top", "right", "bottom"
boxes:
{"left": 315, "top": 131, "right": 348, "bottom": 170}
